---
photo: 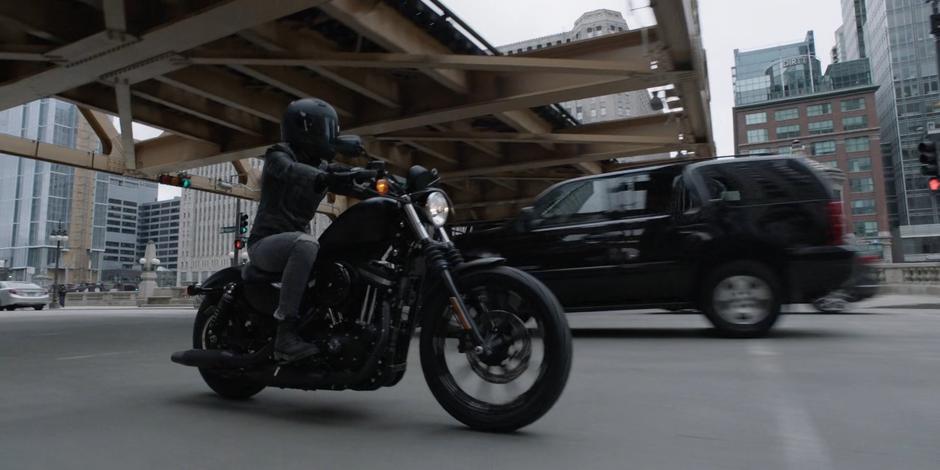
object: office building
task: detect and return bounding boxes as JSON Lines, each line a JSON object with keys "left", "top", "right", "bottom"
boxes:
{"left": 98, "top": 174, "right": 158, "bottom": 284}
{"left": 138, "top": 198, "right": 180, "bottom": 287}
{"left": 0, "top": 99, "right": 158, "bottom": 285}
{"left": 0, "top": 99, "right": 97, "bottom": 284}
{"left": 734, "top": 56, "right": 892, "bottom": 259}
{"left": 839, "top": 0, "right": 940, "bottom": 261}
{"left": 497, "top": 9, "right": 654, "bottom": 124}
{"left": 733, "top": 31, "right": 825, "bottom": 107}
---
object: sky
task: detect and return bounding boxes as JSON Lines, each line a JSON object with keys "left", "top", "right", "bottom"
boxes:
{"left": 155, "top": 0, "right": 844, "bottom": 199}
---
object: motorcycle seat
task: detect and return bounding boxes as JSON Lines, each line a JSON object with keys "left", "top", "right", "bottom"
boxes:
{"left": 241, "top": 262, "right": 282, "bottom": 284}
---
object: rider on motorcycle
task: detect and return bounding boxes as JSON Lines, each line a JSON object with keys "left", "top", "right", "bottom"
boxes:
{"left": 247, "top": 98, "right": 364, "bottom": 364}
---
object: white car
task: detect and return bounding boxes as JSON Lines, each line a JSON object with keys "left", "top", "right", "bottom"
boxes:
{"left": 0, "top": 282, "right": 50, "bottom": 310}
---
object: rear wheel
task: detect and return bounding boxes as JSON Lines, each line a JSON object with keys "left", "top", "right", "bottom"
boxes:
{"left": 701, "top": 261, "right": 781, "bottom": 338}
{"left": 193, "top": 295, "right": 265, "bottom": 400}
{"left": 33, "top": 305, "right": 44, "bottom": 311}
{"left": 420, "top": 266, "right": 572, "bottom": 432}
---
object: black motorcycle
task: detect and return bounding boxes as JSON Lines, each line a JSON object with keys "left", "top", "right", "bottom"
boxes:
{"left": 172, "top": 160, "right": 572, "bottom": 432}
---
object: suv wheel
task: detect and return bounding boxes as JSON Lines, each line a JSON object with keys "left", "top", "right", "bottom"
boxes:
{"left": 702, "top": 261, "right": 781, "bottom": 338}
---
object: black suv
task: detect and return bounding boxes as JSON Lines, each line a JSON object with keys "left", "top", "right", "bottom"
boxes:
{"left": 457, "top": 156, "right": 855, "bottom": 337}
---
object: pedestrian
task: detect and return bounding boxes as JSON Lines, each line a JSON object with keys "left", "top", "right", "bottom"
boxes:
{"left": 58, "top": 285, "right": 66, "bottom": 307}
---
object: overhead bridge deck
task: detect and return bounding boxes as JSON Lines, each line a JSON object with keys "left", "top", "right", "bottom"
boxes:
{"left": 0, "top": 0, "right": 713, "bottom": 221}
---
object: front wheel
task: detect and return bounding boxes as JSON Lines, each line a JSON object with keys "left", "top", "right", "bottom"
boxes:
{"left": 420, "top": 266, "right": 572, "bottom": 432}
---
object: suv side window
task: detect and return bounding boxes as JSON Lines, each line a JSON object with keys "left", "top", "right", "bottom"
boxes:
{"left": 534, "top": 170, "right": 674, "bottom": 226}
{"left": 694, "top": 160, "right": 828, "bottom": 204}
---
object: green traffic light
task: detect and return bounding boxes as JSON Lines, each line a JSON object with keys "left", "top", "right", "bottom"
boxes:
{"left": 181, "top": 178, "right": 191, "bottom": 188}
{"left": 240, "top": 226, "right": 248, "bottom": 234}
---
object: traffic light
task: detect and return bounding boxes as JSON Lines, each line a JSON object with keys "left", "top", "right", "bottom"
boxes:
{"left": 239, "top": 212, "right": 249, "bottom": 234}
{"left": 919, "top": 138, "right": 939, "bottom": 179}
{"left": 157, "top": 173, "right": 192, "bottom": 188}
{"left": 930, "top": 177, "right": 940, "bottom": 193}
{"left": 233, "top": 238, "right": 245, "bottom": 250}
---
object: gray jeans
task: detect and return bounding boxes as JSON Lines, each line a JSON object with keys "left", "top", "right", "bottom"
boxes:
{"left": 247, "top": 232, "right": 319, "bottom": 321}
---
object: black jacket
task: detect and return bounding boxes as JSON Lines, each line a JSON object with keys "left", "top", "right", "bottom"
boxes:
{"left": 248, "top": 144, "right": 359, "bottom": 245}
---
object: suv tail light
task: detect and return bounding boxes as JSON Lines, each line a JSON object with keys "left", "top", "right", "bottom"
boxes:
{"left": 827, "top": 201, "right": 845, "bottom": 245}
{"left": 859, "top": 255, "right": 878, "bottom": 264}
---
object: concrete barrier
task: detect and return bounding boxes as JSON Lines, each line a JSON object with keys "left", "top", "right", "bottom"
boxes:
{"left": 872, "top": 263, "right": 940, "bottom": 296}
{"left": 65, "top": 291, "right": 139, "bottom": 307}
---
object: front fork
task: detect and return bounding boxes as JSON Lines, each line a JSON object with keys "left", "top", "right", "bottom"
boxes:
{"left": 403, "top": 202, "right": 488, "bottom": 354}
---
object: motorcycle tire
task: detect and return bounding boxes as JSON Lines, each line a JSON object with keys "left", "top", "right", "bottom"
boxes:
{"left": 192, "top": 295, "right": 265, "bottom": 400}
{"left": 420, "top": 265, "right": 572, "bottom": 432}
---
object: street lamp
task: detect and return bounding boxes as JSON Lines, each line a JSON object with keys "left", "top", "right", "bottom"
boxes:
{"left": 49, "top": 224, "right": 69, "bottom": 309}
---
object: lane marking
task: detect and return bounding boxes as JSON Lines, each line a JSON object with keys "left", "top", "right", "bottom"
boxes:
{"left": 748, "top": 341, "right": 833, "bottom": 470}
{"left": 56, "top": 351, "right": 135, "bottom": 361}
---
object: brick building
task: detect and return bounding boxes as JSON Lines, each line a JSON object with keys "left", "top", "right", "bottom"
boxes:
{"left": 733, "top": 62, "right": 892, "bottom": 259}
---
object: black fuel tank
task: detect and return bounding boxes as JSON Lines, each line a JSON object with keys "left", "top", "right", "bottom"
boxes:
{"left": 319, "top": 197, "right": 400, "bottom": 248}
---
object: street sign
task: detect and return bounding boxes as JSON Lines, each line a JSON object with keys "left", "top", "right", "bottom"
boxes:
{"left": 219, "top": 226, "right": 238, "bottom": 234}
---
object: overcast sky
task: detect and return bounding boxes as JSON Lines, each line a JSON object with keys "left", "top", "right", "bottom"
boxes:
{"left": 157, "top": 0, "right": 844, "bottom": 200}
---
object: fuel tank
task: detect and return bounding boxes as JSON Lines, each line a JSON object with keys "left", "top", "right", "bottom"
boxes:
{"left": 319, "top": 197, "right": 400, "bottom": 249}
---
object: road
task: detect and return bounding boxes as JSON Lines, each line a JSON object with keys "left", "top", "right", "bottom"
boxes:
{"left": 1, "top": 298, "right": 938, "bottom": 470}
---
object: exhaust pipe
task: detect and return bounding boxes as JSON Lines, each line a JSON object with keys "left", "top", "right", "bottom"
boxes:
{"left": 171, "top": 349, "right": 266, "bottom": 369}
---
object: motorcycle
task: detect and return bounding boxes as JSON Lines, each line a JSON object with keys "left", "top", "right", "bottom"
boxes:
{"left": 172, "top": 149, "right": 572, "bottom": 432}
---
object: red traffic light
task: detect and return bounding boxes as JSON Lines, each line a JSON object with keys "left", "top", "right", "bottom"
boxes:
{"left": 233, "top": 239, "right": 246, "bottom": 250}
{"left": 930, "top": 177, "right": 940, "bottom": 192}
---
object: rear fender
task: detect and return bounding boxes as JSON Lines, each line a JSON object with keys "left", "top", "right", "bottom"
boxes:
{"left": 188, "top": 267, "right": 242, "bottom": 295}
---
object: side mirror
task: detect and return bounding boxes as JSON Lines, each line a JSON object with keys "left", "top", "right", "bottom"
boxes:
{"left": 334, "top": 134, "right": 364, "bottom": 156}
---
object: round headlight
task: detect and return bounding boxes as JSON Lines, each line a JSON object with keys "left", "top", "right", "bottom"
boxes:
{"left": 425, "top": 191, "right": 450, "bottom": 227}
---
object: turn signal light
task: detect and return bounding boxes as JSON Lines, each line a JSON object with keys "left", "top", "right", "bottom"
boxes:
{"left": 376, "top": 178, "right": 390, "bottom": 195}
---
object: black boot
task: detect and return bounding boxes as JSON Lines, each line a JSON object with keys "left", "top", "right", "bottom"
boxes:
{"left": 274, "top": 319, "right": 321, "bottom": 364}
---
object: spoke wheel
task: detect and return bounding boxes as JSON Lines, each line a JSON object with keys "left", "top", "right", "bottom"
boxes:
{"left": 420, "top": 266, "right": 571, "bottom": 432}
{"left": 192, "top": 295, "right": 265, "bottom": 400}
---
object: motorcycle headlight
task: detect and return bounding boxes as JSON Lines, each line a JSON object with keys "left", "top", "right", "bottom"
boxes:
{"left": 424, "top": 191, "right": 451, "bottom": 227}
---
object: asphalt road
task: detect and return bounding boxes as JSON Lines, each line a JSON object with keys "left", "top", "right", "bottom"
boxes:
{"left": 1, "top": 303, "right": 938, "bottom": 470}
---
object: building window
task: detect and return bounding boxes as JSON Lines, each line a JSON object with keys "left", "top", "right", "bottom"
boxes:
{"left": 808, "top": 120, "right": 834, "bottom": 135}
{"left": 776, "top": 124, "right": 800, "bottom": 139}
{"left": 848, "top": 157, "right": 872, "bottom": 172}
{"left": 745, "top": 112, "right": 767, "bottom": 125}
{"left": 841, "top": 97, "right": 866, "bottom": 112}
{"left": 774, "top": 108, "right": 799, "bottom": 121}
{"left": 746, "top": 148, "right": 771, "bottom": 155}
{"left": 850, "top": 177, "right": 874, "bottom": 193}
{"left": 854, "top": 221, "right": 878, "bottom": 237}
{"left": 850, "top": 199, "right": 876, "bottom": 215}
{"left": 842, "top": 115, "right": 868, "bottom": 131}
{"left": 845, "top": 136, "right": 870, "bottom": 152}
{"left": 777, "top": 145, "right": 793, "bottom": 155}
{"left": 746, "top": 129, "right": 769, "bottom": 143}
{"left": 812, "top": 140, "right": 837, "bottom": 155}
{"left": 806, "top": 103, "right": 832, "bottom": 116}
{"left": 817, "top": 160, "right": 839, "bottom": 168}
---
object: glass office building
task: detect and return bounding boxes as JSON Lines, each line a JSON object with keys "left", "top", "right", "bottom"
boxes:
{"left": 857, "top": 0, "right": 940, "bottom": 261}
{"left": 734, "top": 31, "right": 824, "bottom": 106}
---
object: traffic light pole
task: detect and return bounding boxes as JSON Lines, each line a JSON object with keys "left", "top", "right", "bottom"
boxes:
{"left": 232, "top": 197, "right": 241, "bottom": 267}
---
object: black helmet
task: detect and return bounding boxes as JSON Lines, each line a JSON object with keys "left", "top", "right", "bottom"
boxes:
{"left": 281, "top": 98, "right": 339, "bottom": 163}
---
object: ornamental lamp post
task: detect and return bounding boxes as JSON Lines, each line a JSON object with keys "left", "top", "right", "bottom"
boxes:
{"left": 49, "top": 225, "right": 69, "bottom": 309}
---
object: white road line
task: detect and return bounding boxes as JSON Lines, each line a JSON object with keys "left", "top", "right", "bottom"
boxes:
{"left": 56, "top": 351, "right": 135, "bottom": 361}
{"left": 748, "top": 341, "right": 833, "bottom": 470}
